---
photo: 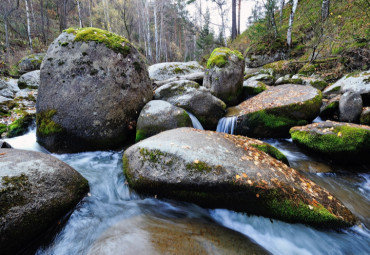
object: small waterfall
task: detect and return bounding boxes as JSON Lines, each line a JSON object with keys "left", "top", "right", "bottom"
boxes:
{"left": 216, "top": 116, "right": 237, "bottom": 135}
{"left": 187, "top": 111, "right": 204, "bottom": 130}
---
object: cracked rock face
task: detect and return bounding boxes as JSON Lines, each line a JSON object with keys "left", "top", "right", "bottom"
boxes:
{"left": 123, "top": 128, "right": 356, "bottom": 228}
{"left": 37, "top": 30, "right": 153, "bottom": 153}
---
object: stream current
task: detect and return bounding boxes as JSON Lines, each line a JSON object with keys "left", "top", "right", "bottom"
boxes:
{"left": 5, "top": 129, "right": 370, "bottom": 255}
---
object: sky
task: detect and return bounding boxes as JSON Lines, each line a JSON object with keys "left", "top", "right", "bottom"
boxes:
{"left": 186, "top": 0, "right": 260, "bottom": 36}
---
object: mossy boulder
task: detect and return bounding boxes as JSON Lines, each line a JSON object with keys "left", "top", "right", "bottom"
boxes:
{"left": 154, "top": 80, "right": 226, "bottom": 130}
{"left": 274, "top": 75, "right": 303, "bottom": 86}
{"left": 203, "top": 48, "right": 245, "bottom": 105}
{"left": 290, "top": 121, "right": 370, "bottom": 161}
{"left": 262, "top": 60, "right": 303, "bottom": 78}
{"left": 229, "top": 84, "right": 322, "bottom": 138}
{"left": 17, "top": 53, "right": 45, "bottom": 74}
{"left": 87, "top": 215, "right": 270, "bottom": 255}
{"left": 136, "top": 100, "right": 193, "bottom": 142}
{"left": 6, "top": 113, "right": 35, "bottom": 138}
{"left": 148, "top": 61, "right": 204, "bottom": 82}
{"left": 242, "top": 80, "right": 268, "bottom": 97}
{"left": 320, "top": 95, "right": 340, "bottom": 121}
{"left": 37, "top": 27, "right": 152, "bottom": 153}
{"left": 0, "top": 149, "right": 89, "bottom": 254}
{"left": 360, "top": 107, "right": 370, "bottom": 125}
{"left": 18, "top": 70, "right": 40, "bottom": 89}
{"left": 247, "top": 73, "right": 275, "bottom": 86}
{"left": 245, "top": 52, "right": 285, "bottom": 68}
{"left": 123, "top": 128, "right": 356, "bottom": 228}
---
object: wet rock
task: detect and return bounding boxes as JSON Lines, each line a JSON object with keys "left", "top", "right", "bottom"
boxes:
{"left": 36, "top": 27, "right": 152, "bottom": 153}
{"left": 88, "top": 215, "right": 271, "bottom": 255}
{"left": 360, "top": 107, "right": 370, "bottom": 126}
{"left": 290, "top": 121, "right": 370, "bottom": 161}
{"left": 0, "top": 140, "right": 12, "bottom": 148}
{"left": 203, "top": 48, "right": 244, "bottom": 105}
{"left": 0, "top": 149, "right": 89, "bottom": 254}
{"left": 149, "top": 61, "right": 204, "bottom": 81}
{"left": 154, "top": 80, "right": 226, "bottom": 130}
{"left": 136, "top": 100, "right": 192, "bottom": 142}
{"left": 230, "top": 85, "right": 322, "bottom": 138}
{"left": 124, "top": 128, "right": 356, "bottom": 228}
{"left": 18, "top": 53, "right": 45, "bottom": 74}
{"left": 18, "top": 70, "right": 40, "bottom": 89}
{"left": 339, "top": 91, "right": 363, "bottom": 123}
{"left": 320, "top": 95, "right": 340, "bottom": 121}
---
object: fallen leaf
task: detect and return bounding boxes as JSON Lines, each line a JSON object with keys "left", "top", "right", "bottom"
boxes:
{"left": 194, "top": 160, "right": 200, "bottom": 164}
{"left": 235, "top": 174, "right": 241, "bottom": 180}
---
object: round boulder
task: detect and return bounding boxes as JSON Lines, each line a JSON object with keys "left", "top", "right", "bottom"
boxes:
{"left": 0, "top": 149, "right": 89, "bottom": 254}
{"left": 290, "top": 121, "right": 370, "bottom": 161}
{"left": 154, "top": 80, "right": 226, "bottom": 130}
{"left": 339, "top": 91, "right": 363, "bottom": 123}
{"left": 230, "top": 84, "right": 322, "bottom": 138}
{"left": 18, "top": 53, "right": 45, "bottom": 74}
{"left": 203, "top": 48, "right": 244, "bottom": 105}
{"left": 136, "top": 100, "right": 193, "bottom": 142}
{"left": 18, "top": 70, "right": 40, "bottom": 89}
{"left": 148, "top": 61, "right": 204, "bottom": 81}
{"left": 123, "top": 128, "right": 356, "bottom": 228}
{"left": 36, "top": 27, "right": 153, "bottom": 153}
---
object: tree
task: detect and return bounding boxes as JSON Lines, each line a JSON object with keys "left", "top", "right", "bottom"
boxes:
{"left": 211, "top": 0, "right": 228, "bottom": 46}
{"left": 196, "top": 8, "right": 214, "bottom": 57}
{"left": 25, "top": 0, "right": 33, "bottom": 52}
{"left": 280, "top": 0, "right": 285, "bottom": 25}
{"left": 231, "top": 0, "right": 237, "bottom": 40}
{"left": 287, "top": 0, "right": 299, "bottom": 48}
{"left": 321, "top": 0, "right": 330, "bottom": 20}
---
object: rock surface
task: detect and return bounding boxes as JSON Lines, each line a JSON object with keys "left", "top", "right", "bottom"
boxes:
{"left": 87, "top": 215, "right": 270, "bottom": 255}
{"left": 339, "top": 91, "right": 363, "bottom": 123}
{"left": 320, "top": 95, "right": 340, "bottom": 120}
{"left": 245, "top": 52, "right": 285, "bottom": 68}
{"left": 18, "top": 70, "right": 40, "bottom": 89}
{"left": 230, "top": 84, "right": 322, "bottom": 138}
{"left": 203, "top": 48, "right": 244, "bottom": 105}
{"left": 152, "top": 72, "right": 204, "bottom": 89}
{"left": 360, "top": 107, "right": 370, "bottom": 125}
{"left": 148, "top": 61, "right": 204, "bottom": 81}
{"left": 18, "top": 53, "right": 45, "bottom": 74}
{"left": 0, "top": 149, "right": 89, "bottom": 254}
{"left": 154, "top": 80, "right": 226, "bottom": 130}
{"left": 290, "top": 121, "right": 370, "bottom": 161}
{"left": 36, "top": 27, "right": 152, "bottom": 153}
{"left": 124, "top": 128, "right": 356, "bottom": 228}
{"left": 243, "top": 80, "right": 268, "bottom": 97}
{"left": 136, "top": 100, "right": 192, "bottom": 141}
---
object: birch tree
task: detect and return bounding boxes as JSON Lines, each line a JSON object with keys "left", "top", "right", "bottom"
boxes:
{"left": 154, "top": 0, "right": 159, "bottom": 63}
{"left": 231, "top": 0, "right": 237, "bottom": 40}
{"left": 280, "top": 0, "right": 285, "bottom": 25}
{"left": 287, "top": 0, "right": 299, "bottom": 47}
{"left": 321, "top": 0, "right": 330, "bottom": 20}
{"left": 25, "top": 0, "right": 33, "bottom": 52}
{"left": 77, "top": 0, "right": 82, "bottom": 28}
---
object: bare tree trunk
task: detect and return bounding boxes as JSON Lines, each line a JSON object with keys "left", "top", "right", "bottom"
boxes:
{"left": 144, "top": 0, "right": 152, "bottom": 61}
{"left": 40, "top": 0, "right": 46, "bottom": 43}
{"left": 63, "top": 0, "right": 68, "bottom": 30}
{"left": 154, "top": 0, "right": 159, "bottom": 63}
{"left": 280, "top": 0, "right": 285, "bottom": 25}
{"left": 322, "top": 0, "right": 330, "bottom": 20}
{"left": 77, "top": 0, "right": 82, "bottom": 28}
{"left": 89, "top": 0, "right": 92, "bottom": 27}
{"left": 238, "top": 0, "right": 241, "bottom": 35}
{"left": 287, "top": 0, "right": 299, "bottom": 47}
{"left": 159, "top": 0, "right": 164, "bottom": 62}
{"left": 102, "top": 0, "right": 110, "bottom": 31}
{"left": 30, "top": 0, "right": 37, "bottom": 32}
{"left": 25, "top": 0, "right": 33, "bottom": 52}
{"left": 231, "top": 0, "right": 237, "bottom": 40}
{"left": 271, "top": 5, "right": 278, "bottom": 39}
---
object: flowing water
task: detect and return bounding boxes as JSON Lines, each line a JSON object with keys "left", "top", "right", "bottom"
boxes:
{"left": 187, "top": 111, "right": 204, "bottom": 130}
{"left": 216, "top": 116, "right": 237, "bottom": 134}
{"left": 4, "top": 129, "right": 370, "bottom": 255}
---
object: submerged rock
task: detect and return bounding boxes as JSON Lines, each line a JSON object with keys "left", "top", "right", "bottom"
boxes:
{"left": 231, "top": 84, "right": 322, "bottom": 138}
{"left": 290, "top": 121, "right": 370, "bottom": 161}
{"left": 18, "top": 53, "right": 45, "bottom": 74}
{"left": 148, "top": 61, "right": 204, "bottom": 81}
{"left": 0, "top": 149, "right": 89, "bottom": 254}
{"left": 203, "top": 48, "right": 244, "bottom": 105}
{"left": 88, "top": 215, "right": 270, "bottom": 255}
{"left": 154, "top": 80, "right": 226, "bottom": 130}
{"left": 123, "top": 128, "right": 356, "bottom": 228}
{"left": 136, "top": 100, "right": 192, "bottom": 142}
{"left": 37, "top": 27, "right": 152, "bottom": 153}
{"left": 18, "top": 70, "right": 40, "bottom": 89}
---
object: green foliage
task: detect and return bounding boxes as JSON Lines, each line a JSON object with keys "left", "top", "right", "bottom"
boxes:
{"left": 206, "top": 47, "right": 243, "bottom": 69}
{"left": 251, "top": 144, "right": 289, "bottom": 165}
{"left": 186, "top": 160, "right": 212, "bottom": 172}
{"left": 36, "top": 110, "right": 63, "bottom": 136}
{"left": 65, "top": 27, "right": 131, "bottom": 55}
{"left": 0, "top": 124, "right": 7, "bottom": 135}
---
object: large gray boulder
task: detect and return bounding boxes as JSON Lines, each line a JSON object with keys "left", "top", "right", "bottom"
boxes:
{"left": 123, "top": 128, "right": 356, "bottom": 228}
{"left": 18, "top": 70, "right": 40, "bottom": 89}
{"left": 36, "top": 27, "right": 153, "bottom": 153}
{"left": 148, "top": 61, "right": 204, "bottom": 81}
{"left": 154, "top": 80, "right": 226, "bottom": 130}
{"left": 136, "top": 100, "right": 192, "bottom": 142}
{"left": 18, "top": 53, "right": 45, "bottom": 74}
{"left": 339, "top": 91, "right": 363, "bottom": 123}
{"left": 87, "top": 215, "right": 270, "bottom": 255}
{"left": 203, "top": 48, "right": 245, "bottom": 105}
{"left": 0, "top": 79, "right": 14, "bottom": 99}
{"left": 0, "top": 149, "right": 89, "bottom": 254}
{"left": 245, "top": 52, "right": 285, "bottom": 68}
{"left": 230, "top": 84, "right": 322, "bottom": 138}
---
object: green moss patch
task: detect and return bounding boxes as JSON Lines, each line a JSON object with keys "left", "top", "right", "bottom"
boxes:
{"left": 36, "top": 110, "right": 63, "bottom": 136}
{"left": 6, "top": 114, "right": 35, "bottom": 138}
{"left": 135, "top": 129, "right": 147, "bottom": 142}
{"left": 65, "top": 27, "right": 131, "bottom": 55}
{"left": 251, "top": 144, "right": 289, "bottom": 165}
{"left": 310, "top": 80, "right": 328, "bottom": 90}
{"left": 186, "top": 160, "right": 212, "bottom": 173}
{"left": 0, "top": 123, "right": 7, "bottom": 135}
{"left": 139, "top": 148, "right": 165, "bottom": 163}
{"left": 207, "top": 47, "right": 243, "bottom": 69}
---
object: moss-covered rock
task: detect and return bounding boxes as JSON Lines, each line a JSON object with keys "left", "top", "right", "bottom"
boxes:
{"left": 262, "top": 60, "right": 303, "bottom": 77}
{"left": 123, "top": 128, "right": 356, "bottom": 228}
{"left": 0, "top": 149, "right": 89, "bottom": 254}
{"left": 18, "top": 70, "right": 40, "bottom": 89}
{"left": 360, "top": 107, "right": 370, "bottom": 125}
{"left": 17, "top": 53, "right": 45, "bottom": 74}
{"left": 36, "top": 109, "right": 63, "bottom": 136}
{"left": 230, "top": 84, "right": 322, "bottom": 138}
{"left": 6, "top": 113, "right": 35, "bottom": 138}
{"left": 135, "top": 100, "right": 192, "bottom": 142}
{"left": 290, "top": 121, "right": 370, "bottom": 161}
{"left": 203, "top": 48, "right": 245, "bottom": 105}
{"left": 319, "top": 95, "right": 340, "bottom": 120}
{"left": 243, "top": 80, "right": 268, "bottom": 96}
